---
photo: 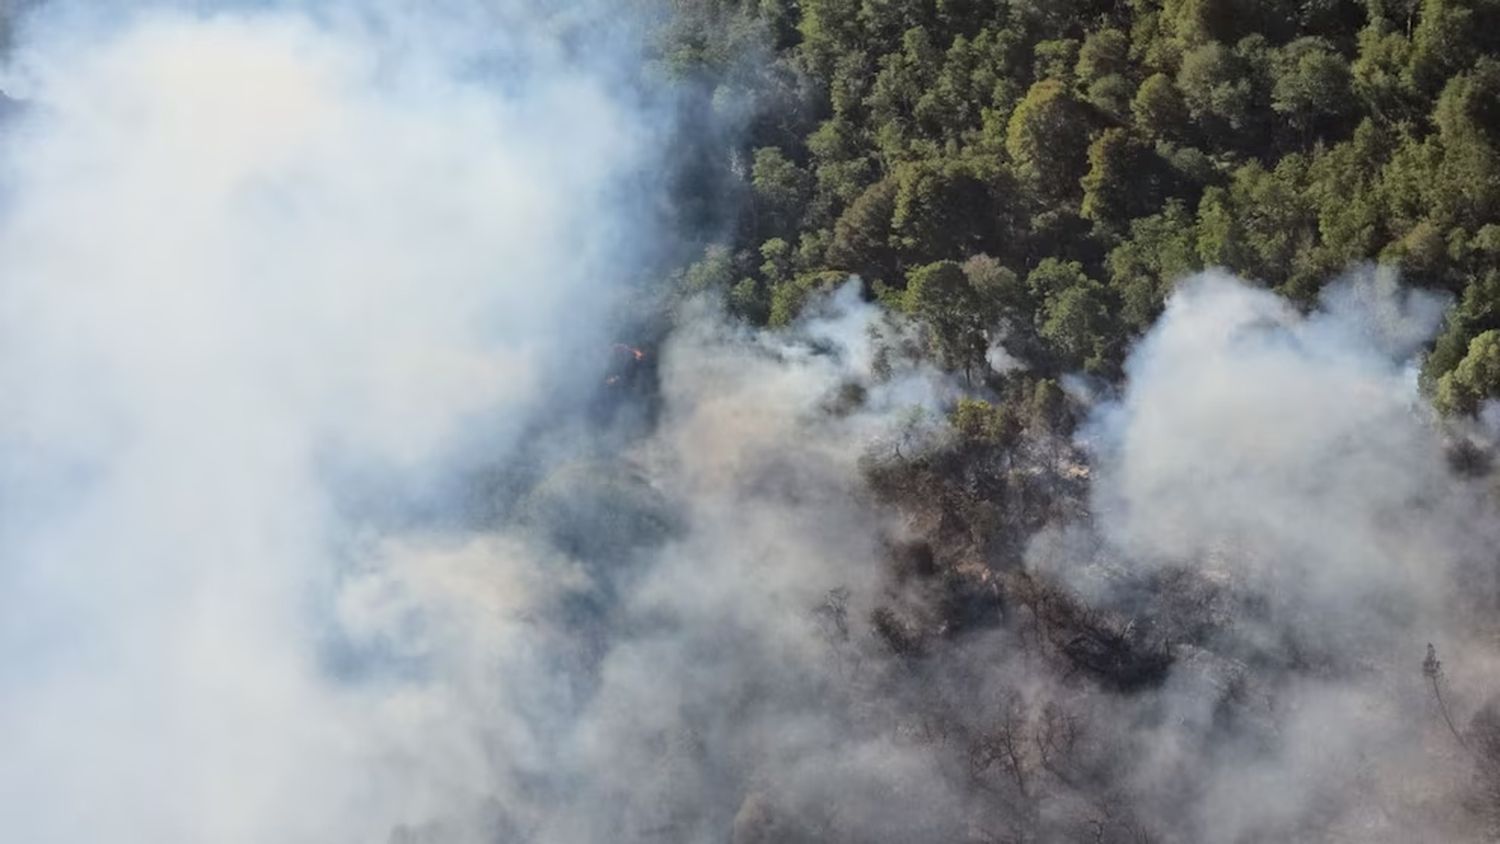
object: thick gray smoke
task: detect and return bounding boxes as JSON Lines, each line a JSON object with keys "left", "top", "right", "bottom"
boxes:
{"left": 0, "top": 3, "right": 664, "bottom": 841}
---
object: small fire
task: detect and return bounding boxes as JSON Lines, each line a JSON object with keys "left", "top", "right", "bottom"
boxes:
{"left": 604, "top": 343, "right": 647, "bottom": 387}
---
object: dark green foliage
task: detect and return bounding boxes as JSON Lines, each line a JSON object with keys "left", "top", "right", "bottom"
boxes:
{"left": 750, "top": 146, "right": 813, "bottom": 236}
{"left": 1164, "top": 0, "right": 1246, "bottom": 45}
{"left": 1006, "top": 79, "right": 1094, "bottom": 203}
{"left": 1406, "top": 0, "right": 1500, "bottom": 96}
{"left": 1108, "top": 200, "right": 1201, "bottom": 330}
{"left": 1032, "top": 38, "right": 1081, "bottom": 83}
{"left": 1424, "top": 270, "right": 1500, "bottom": 387}
{"left": 1272, "top": 37, "right": 1356, "bottom": 140}
{"left": 903, "top": 260, "right": 991, "bottom": 378}
{"left": 1086, "top": 72, "right": 1136, "bottom": 121}
{"left": 951, "top": 397, "right": 1019, "bottom": 446}
{"left": 826, "top": 177, "right": 899, "bottom": 282}
{"left": 1027, "top": 257, "right": 1092, "bottom": 304}
{"left": 1196, "top": 158, "right": 1323, "bottom": 293}
{"left": 1132, "top": 73, "right": 1192, "bottom": 141}
{"left": 1436, "top": 329, "right": 1500, "bottom": 414}
{"left": 770, "top": 269, "right": 849, "bottom": 326}
{"left": 1038, "top": 277, "right": 1120, "bottom": 374}
{"left": 890, "top": 158, "right": 999, "bottom": 261}
{"left": 1081, "top": 128, "right": 1171, "bottom": 228}
{"left": 1077, "top": 27, "right": 1130, "bottom": 83}
{"left": 1176, "top": 41, "right": 1260, "bottom": 136}
{"left": 660, "top": 0, "right": 1500, "bottom": 414}
{"left": 680, "top": 243, "right": 737, "bottom": 293}
{"left": 963, "top": 253, "right": 1032, "bottom": 326}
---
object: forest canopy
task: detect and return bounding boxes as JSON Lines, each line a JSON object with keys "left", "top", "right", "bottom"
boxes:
{"left": 661, "top": 0, "right": 1500, "bottom": 397}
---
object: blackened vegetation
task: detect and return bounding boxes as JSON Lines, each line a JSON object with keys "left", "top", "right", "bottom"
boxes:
{"left": 629, "top": 3, "right": 1500, "bottom": 832}
{"left": 793, "top": 375, "right": 1174, "bottom": 839}
{"left": 864, "top": 382, "right": 1175, "bottom": 678}
{"left": 759, "top": 361, "right": 1440, "bottom": 841}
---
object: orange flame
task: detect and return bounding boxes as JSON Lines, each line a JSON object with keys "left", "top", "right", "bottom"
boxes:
{"left": 613, "top": 343, "right": 646, "bottom": 361}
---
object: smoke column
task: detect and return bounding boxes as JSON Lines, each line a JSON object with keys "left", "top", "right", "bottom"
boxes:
{"left": 0, "top": 3, "right": 663, "bottom": 841}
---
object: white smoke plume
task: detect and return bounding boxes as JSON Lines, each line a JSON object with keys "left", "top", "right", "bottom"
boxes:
{"left": 0, "top": 6, "right": 969, "bottom": 837}
{"left": 0, "top": 3, "right": 663, "bottom": 841}
{"left": 1054, "top": 268, "right": 1500, "bottom": 842}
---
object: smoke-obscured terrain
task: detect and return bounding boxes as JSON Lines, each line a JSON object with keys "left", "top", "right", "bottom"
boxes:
{"left": 2, "top": 2, "right": 1500, "bottom": 843}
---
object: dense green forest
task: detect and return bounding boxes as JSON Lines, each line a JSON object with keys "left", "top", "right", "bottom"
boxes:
{"left": 657, "top": 0, "right": 1500, "bottom": 412}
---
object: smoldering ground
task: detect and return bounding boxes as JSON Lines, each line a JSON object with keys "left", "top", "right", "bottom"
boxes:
{"left": 502, "top": 269, "right": 1500, "bottom": 844}
{"left": 1, "top": 2, "right": 1499, "bottom": 844}
{"left": 1041, "top": 270, "right": 1500, "bottom": 842}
